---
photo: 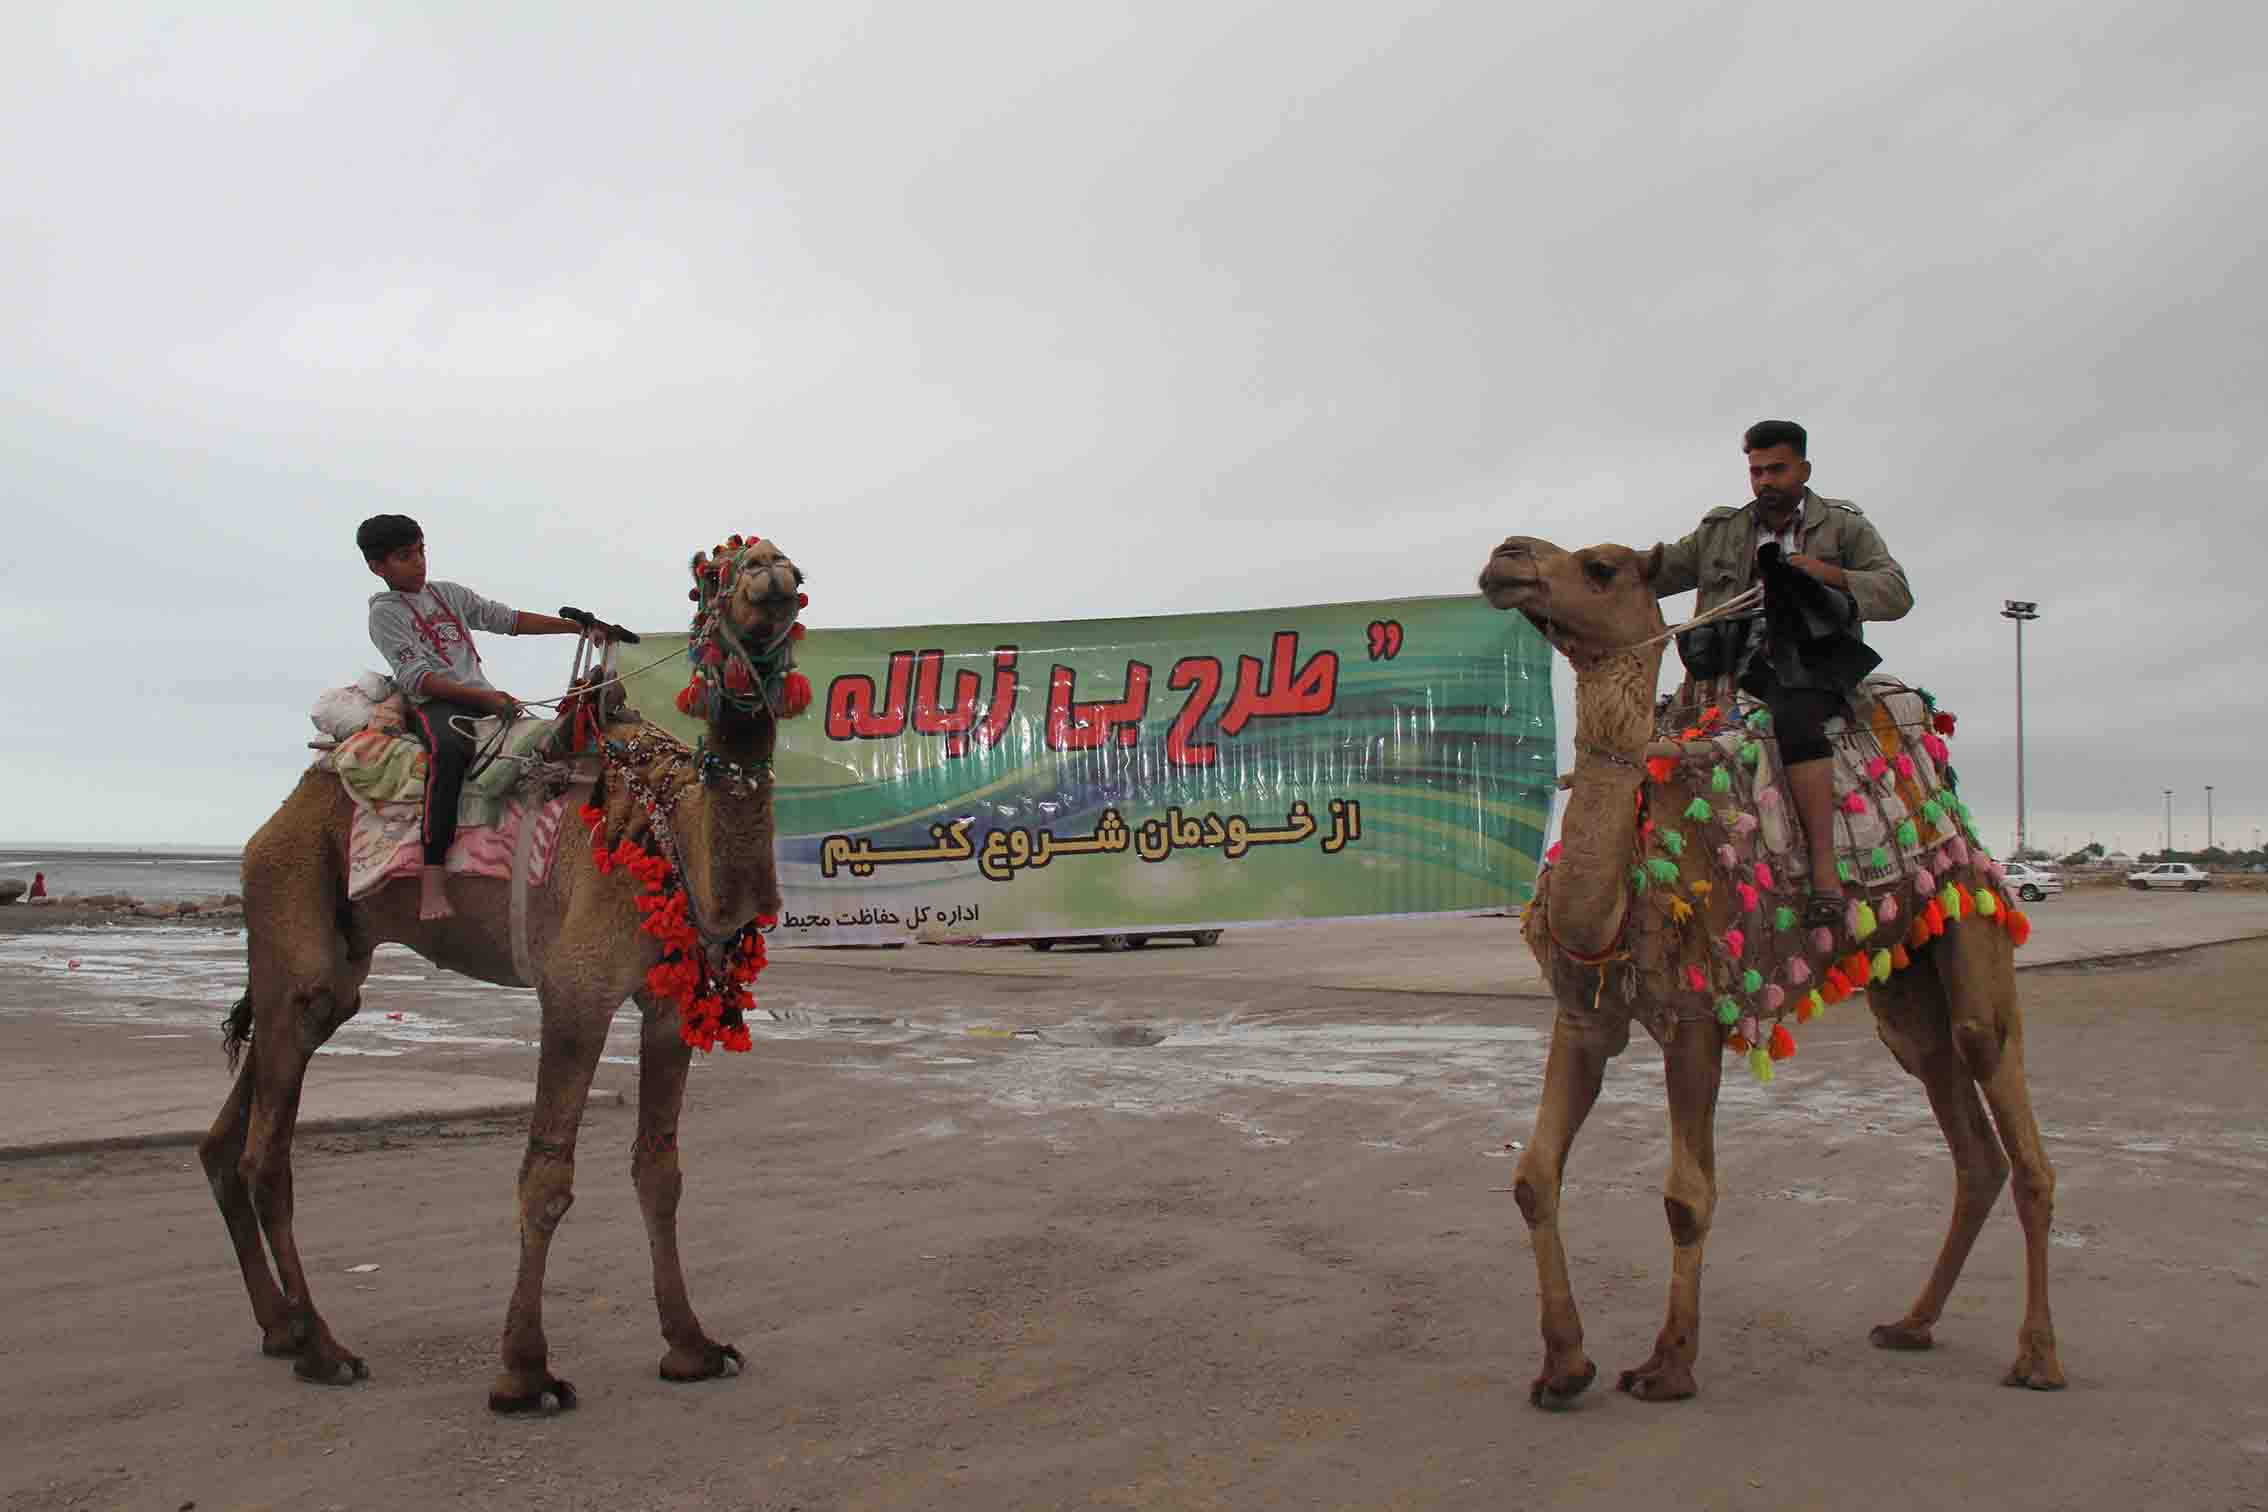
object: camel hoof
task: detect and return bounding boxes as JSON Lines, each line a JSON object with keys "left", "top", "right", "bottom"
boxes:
{"left": 488, "top": 1376, "right": 578, "bottom": 1414}
{"left": 1527, "top": 1359, "right": 1597, "bottom": 1410}
{"left": 660, "top": 1342, "right": 744, "bottom": 1383}
{"left": 2002, "top": 1360, "right": 2068, "bottom": 1391}
{"left": 1870, "top": 1320, "right": 1935, "bottom": 1352}
{"left": 1615, "top": 1364, "right": 1697, "bottom": 1402}
{"left": 293, "top": 1352, "right": 370, "bottom": 1386}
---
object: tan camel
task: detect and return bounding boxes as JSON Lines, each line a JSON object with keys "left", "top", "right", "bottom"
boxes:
{"left": 1478, "top": 534, "right": 2063, "bottom": 1408}
{"left": 201, "top": 537, "right": 807, "bottom": 1411}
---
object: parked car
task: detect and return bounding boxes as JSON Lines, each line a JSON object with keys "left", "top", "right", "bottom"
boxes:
{"left": 2127, "top": 862, "right": 2212, "bottom": 892}
{"left": 2002, "top": 862, "right": 2064, "bottom": 902}
{"left": 1027, "top": 929, "right": 1224, "bottom": 952}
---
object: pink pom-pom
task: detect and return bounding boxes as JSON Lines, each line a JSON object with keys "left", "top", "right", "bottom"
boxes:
{"left": 1841, "top": 791, "right": 1869, "bottom": 815}
{"left": 1731, "top": 812, "right": 1760, "bottom": 836}
{"left": 1685, "top": 965, "right": 1707, "bottom": 993}
{"left": 1788, "top": 958, "right": 1812, "bottom": 985}
{"left": 1763, "top": 984, "right": 1785, "bottom": 1012}
{"left": 1878, "top": 894, "right": 1899, "bottom": 923}
{"left": 1544, "top": 841, "right": 1563, "bottom": 865}
{"left": 1759, "top": 787, "right": 1782, "bottom": 810}
{"left": 1811, "top": 926, "right": 1835, "bottom": 955}
{"left": 1718, "top": 843, "right": 1740, "bottom": 871}
{"left": 1921, "top": 732, "right": 1950, "bottom": 765}
{"left": 1725, "top": 928, "right": 1746, "bottom": 959}
{"left": 1846, "top": 898, "right": 1864, "bottom": 934}
{"left": 1737, "top": 882, "right": 1760, "bottom": 913}
{"left": 1894, "top": 753, "right": 1917, "bottom": 779}
{"left": 1866, "top": 756, "right": 1890, "bottom": 782}
{"left": 1914, "top": 864, "right": 1935, "bottom": 894}
{"left": 1945, "top": 837, "right": 1970, "bottom": 867}
{"left": 1754, "top": 863, "right": 1775, "bottom": 890}
{"left": 1739, "top": 1014, "right": 1759, "bottom": 1043}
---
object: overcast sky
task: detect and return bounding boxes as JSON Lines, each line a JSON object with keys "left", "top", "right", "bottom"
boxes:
{"left": 6, "top": 1, "right": 2262, "bottom": 854}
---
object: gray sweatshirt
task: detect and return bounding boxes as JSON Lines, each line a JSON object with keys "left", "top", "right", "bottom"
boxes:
{"left": 367, "top": 581, "right": 518, "bottom": 703}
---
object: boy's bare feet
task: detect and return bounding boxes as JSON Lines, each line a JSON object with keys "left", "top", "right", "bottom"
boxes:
{"left": 417, "top": 865, "right": 455, "bottom": 921}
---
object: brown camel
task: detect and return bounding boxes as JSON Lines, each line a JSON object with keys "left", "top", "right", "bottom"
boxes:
{"left": 1478, "top": 534, "right": 2063, "bottom": 1408}
{"left": 201, "top": 537, "right": 807, "bottom": 1411}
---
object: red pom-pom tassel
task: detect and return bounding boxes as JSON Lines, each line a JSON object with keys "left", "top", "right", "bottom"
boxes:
{"left": 1768, "top": 1024, "right": 1796, "bottom": 1061}
{"left": 2005, "top": 909, "right": 2032, "bottom": 947}
{"left": 780, "top": 671, "right": 812, "bottom": 718}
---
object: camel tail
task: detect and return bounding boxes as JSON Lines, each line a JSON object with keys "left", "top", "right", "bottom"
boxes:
{"left": 222, "top": 989, "right": 254, "bottom": 1071}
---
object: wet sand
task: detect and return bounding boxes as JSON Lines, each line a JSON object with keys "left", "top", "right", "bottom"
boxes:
{"left": 1, "top": 902, "right": 2265, "bottom": 1509}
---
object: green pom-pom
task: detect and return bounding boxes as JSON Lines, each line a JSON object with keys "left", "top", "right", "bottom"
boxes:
{"left": 1869, "top": 949, "right": 1893, "bottom": 983}
{"left": 1631, "top": 865, "right": 1649, "bottom": 894}
{"left": 1807, "top": 989, "right": 1826, "bottom": 1018}
{"left": 1916, "top": 687, "right": 1937, "bottom": 711}
{"left": 1854, "top": 902, "right": 1877, "bottom": 940}
{"left": 1659, "top": 828, "right": 1685, "bottom": 856}
{"left": 1836, "top": 858, "right": 1855, "bottom": 884}
{"left": 1685, "top": 797, "right": 1714, "bottom": 822}
{"left": 1895, "top": 819, "right": 1919, "bottom": 848}
{"left": 1739, "top": 740, "right": 1761, "bottom": 765}
{"left": 1741, "top": 968, "right": 1763, "bottom": 995}
{"left": 1774, "top": 905, "right": 1797, "bottom": 931}
{"left": 1749, "top": 1047, "right": 1774, "bottom": 1084}
{"left": 1976, "top": 889, "right": 2000, "bottom": 917}
{"left": 1711, "top": 766, "right": 1733, "bottom": 794}
{"left": 1869, "top": 846, "right": 1891, "bottom": 871}
{"left": 1747, "top": 709, "right": 1773, "bottom": 733}
{"left": 1939, "top": 884, "right": 1960, "bottom": 915}
{"left": 1646, "top": 858, "right": 1681, "bottom": 885}
{"left": 1716, "top": 997, "right": 1740, "bottom": 1026}
{"left": 1919, "top": 800, "right": 1944, "bottom": 825}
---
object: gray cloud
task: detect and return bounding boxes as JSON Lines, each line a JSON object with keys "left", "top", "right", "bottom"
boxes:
{"left": 6, "top": 1, "right": 2262, "bottom": 848}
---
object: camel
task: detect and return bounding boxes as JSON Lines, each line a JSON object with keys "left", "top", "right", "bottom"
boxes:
{"left": 201, "top": 536, "right": 809, "bottom": 1411}
{"left": 1477, "top": 534, "right": 2063, "bottom": 1408}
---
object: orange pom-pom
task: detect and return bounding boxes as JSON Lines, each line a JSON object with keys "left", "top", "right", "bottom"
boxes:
{"left": 1646, "top": 756, "right": 1676, "bottom": 785}
{"left": 2006, "top": 909, "right": 2032, "bottom": 947}
{"left": 1822, "top": 968, "right": 1852, "bottom": 1004}
{"left": 1794, "top": 994, "right": 1815, "bottom": 1023}
{"left": 1923, "top": 898, "right": 1946, "bottom": 937}
{"left": 1907, "top": 915, "right": 1930, "bottom": 953}
{"left": 1952, "top": 883, "right": 1972, "bottom": 919}
{"left": 1840, "top": 951, "right": 1870, "bottom": 986}
{"left": 1768, "top": 1024, "right": 1796, "bottom": 1061}
{"left": 1890, "top": 943, "right": 1911, "bottom": 972}
{"left": 1726, "top": 1031, "right": 1750, "bottom": 1055}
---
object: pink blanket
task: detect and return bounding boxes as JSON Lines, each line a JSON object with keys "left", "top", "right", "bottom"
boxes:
{"left": 346, "top": 793, "right": 573, "bottom": 903}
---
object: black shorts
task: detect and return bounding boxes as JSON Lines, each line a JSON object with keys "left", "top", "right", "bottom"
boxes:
{"left": 1766, "top": 686, "right": 1842, "bottom": 765}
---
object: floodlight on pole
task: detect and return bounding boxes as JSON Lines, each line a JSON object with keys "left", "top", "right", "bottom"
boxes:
{"left": 2001, "top": 600, "right": 2039, "bottom": 856}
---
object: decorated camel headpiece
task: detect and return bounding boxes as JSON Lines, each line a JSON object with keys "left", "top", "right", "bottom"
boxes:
{"left": 676, "top": 534, "right": 813, "bottom": 722}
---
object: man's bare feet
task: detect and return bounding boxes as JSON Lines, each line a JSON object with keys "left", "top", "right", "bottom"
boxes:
{"left": 417, "top": 865, "right": 455, "bottom": 921}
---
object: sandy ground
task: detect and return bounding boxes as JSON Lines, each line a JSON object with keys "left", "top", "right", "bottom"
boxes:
{"left": 2, "top": 902, "right": 2266, "bottom": 1510}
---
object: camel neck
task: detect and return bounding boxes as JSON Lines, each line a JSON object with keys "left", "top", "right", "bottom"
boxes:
{"left": 1547, "top": 645, "right": 1663, "bottom": 959}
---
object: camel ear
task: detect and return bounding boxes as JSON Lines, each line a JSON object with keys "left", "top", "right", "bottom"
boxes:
{"left": 1639, "top": 543, "right": 1664, "bottom": 583}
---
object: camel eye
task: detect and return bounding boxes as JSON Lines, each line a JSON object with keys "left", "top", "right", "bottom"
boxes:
{"left": 1583, "top": 559, "right": 1617, "bottom": 584}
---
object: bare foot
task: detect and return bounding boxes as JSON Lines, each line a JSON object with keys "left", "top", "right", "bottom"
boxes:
{"left": 417, "top": 867, "right": 455, "bottom": 922}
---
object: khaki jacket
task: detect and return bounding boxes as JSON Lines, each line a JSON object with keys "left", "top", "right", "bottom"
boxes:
{"left": 1652, "top": 488, "right": 1913, "bottom": 629}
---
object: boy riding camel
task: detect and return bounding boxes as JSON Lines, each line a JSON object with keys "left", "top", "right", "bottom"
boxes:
{"left": 358, "top": 514, "right": 599, "bottom": 920}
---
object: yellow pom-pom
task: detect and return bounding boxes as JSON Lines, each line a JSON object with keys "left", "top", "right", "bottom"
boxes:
{"left": 1870, "top": 949, "right": 1893, "bottom": 983}
{"left": 1748, "top": 1047, "right": 1774, "bottom": 1084}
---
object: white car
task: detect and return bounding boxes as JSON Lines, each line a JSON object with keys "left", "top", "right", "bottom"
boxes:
{"left": 2002, "top": 862, "right": 2064, "bottom": 902}
{"left": 2127, "top": 862, "right": 2212, "bottom": 892}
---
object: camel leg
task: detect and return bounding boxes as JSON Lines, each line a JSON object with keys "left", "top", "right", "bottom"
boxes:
{"left": 631, "top": 993, "right": 743, "bottom": 1384}
{"left": 1933, "top": 925, "right": 2065, "bottom": 1389}
{"left": 1618, "top": 1015, "right": 1722, "bottom": 1401}
{"left": 489, "top": 1005, "right": 612, "bottom": 1414}
{"left": 1514, "top": 1011, "right": 1618, "bottom": 1409}
{"left": 197, "top": 1047, "right": 294, "bottom": 1356}
{"left": 1865, "top": 951, "right": 2009, "bottom": 1353}
{"left": 240, "top": 959, "right": 370, "bottom": 1385}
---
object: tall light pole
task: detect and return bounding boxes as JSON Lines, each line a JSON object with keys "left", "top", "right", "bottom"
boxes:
{"left": 2163, "top": 788, "right": 2173, "bottom": 857}
{"left": 2002, "top": 600, "right": 2039, "bottom": 856}
{"left": 2205, "top": 785, "right": 2214, "bottom": 852}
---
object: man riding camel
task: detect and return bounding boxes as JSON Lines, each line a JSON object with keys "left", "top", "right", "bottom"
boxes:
{"left": 1651, "top": 420, "right": 1913, "bottom": 928}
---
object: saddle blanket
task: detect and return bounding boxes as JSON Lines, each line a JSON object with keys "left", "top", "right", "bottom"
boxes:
{"left": 344, "top": 792, "right": 572, "bottom": 903}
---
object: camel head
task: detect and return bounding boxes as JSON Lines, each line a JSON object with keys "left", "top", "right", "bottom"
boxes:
{"left": 1479, "top": 535, "right": 1666, "bottom": 666}
{"left": 678, "top": 535, "right": 813, "bottom": 725}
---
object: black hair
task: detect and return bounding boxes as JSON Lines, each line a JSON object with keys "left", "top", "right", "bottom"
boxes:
{"left": 356, "top": 513, "right": 423, "bottom": 560}
{"left": 1742, "top": 419, "right": 1807, "bottom": 457}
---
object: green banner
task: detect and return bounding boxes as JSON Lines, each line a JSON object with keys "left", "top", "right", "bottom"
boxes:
{"left": 621, "top": 595, "right": 1555, "bottom": 945}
